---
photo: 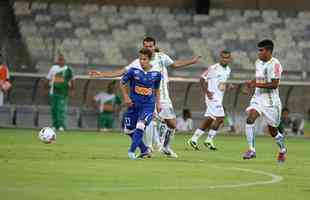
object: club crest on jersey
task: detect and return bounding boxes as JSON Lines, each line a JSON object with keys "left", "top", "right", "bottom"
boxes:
{"left": 151, "top": 72, "right": 158, "bottom": 77}
{"left": 134, "top": 70, "right": 140, "bottom": 74}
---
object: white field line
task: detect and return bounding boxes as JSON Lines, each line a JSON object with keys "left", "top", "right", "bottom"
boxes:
{"left": 84, "top": 165, "right": 283, "bottom": 192}
{"left": 1, "top": 166, "right": 283, "bottom": 192}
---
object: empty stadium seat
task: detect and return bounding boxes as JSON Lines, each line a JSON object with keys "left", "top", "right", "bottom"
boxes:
{"left": 0, "top": 105, "right": 14, "bottom": 127}
{"left": 15, "top": 105, "right": 36, "bottom": 128}
{"left": 66, "top": 107, "right": 80, "bottom": 129}
{"left": 11, "top": 3, "right": 310, "bottom": 78}
{"left": 80, "top": 107, "right": 98, "bottom": 129}
{"left": 37, "top": 105, "right": 52, "bottom": 128}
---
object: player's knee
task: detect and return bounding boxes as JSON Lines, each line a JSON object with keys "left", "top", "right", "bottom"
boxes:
{"left": 217, "top": 118, "right": 224, "bottom": 124}
{"left": 268, "top": 126, "right": 278, "bottom": 137}
{"left": 166, "top": 120, "right": 176, "bottom": 129}
{"left": 246, "top": 117, "right": 255, "bottom": 124}
{"left": 124, "top": 128, "right": 134, "bottom": 135}
{"left": 209, "top": 120, "right": 220, "bottom": 130}
{"left": 136, "top": 121, "right": 146, "bottom": 130}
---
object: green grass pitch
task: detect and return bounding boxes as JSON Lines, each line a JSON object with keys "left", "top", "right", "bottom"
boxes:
{"left": 1, "top": 128, "right": 309, "bottom": 200}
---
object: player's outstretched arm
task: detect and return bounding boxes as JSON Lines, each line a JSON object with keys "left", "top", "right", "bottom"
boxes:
{"left": 171, "top": 56, "right": 201, "bottom": 69}
{"left": 88, "top": 68, "right": 126, "bottom": 78}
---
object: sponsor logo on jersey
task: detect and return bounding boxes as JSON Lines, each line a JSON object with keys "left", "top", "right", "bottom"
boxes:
{"left": 54, "top": 75, "right": 65, "bottom": 83}
{"left": 135, "top": 85, "right": 152, "bottom": 96}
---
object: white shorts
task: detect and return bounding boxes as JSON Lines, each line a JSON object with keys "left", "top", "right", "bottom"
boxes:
{"left": 246, "top": 101, "right": 281, "bottom": 127}
{"left": 204, "top": 99, "right": 225, "bottom": 119}
{"left": 159, "top": 103, "right": 176, "bottom": 119}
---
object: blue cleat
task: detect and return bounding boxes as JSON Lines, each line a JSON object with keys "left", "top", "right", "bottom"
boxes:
{"left": 138, "top": 148, "right": 152, "bottom": 159}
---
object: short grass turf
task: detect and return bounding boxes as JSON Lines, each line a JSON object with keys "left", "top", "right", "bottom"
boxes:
{"left": 0, "top": 128, "right": 309, "bottom": 200}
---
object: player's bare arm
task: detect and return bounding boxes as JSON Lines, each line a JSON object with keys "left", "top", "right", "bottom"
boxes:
{"left": 69, "top": 79, "right": 75, "bottom": 96}
{"left": 89, "top": 68, "right": 126, "bottom": 78}
{"left": 200, "top": 77, "right": 213, "bottom": 99}
{"left": 44, "top": 78, "right": 50, "bottom": 89}
{"left": 170, "top": 56, "right": 201, "bottom": 68}
{"left": 120, "top": 82, "right": 133, "bottom": 107}
{"left": 255, "top": 79, "right": 280, "bottom": 89}
{"left": 103, "top": 104, "right": 114, "bottom": 112}
{"left": 155, "top": 88, "right": 161, "bottom": 113}
{"left": 243, "top": 79, "right": 256, "bottom": 95}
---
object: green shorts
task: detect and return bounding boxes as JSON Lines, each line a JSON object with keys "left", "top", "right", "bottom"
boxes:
{"left": 98, "top": 112, "right": 114, "bottom": 129}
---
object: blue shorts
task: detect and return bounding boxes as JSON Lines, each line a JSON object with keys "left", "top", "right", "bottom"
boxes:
{"left": 123, "top": 104, "right": 154, "bottom": 131}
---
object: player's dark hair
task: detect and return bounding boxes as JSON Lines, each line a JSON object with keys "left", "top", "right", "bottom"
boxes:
{"left": 155, "top": 47, "right": 160, "bottom": 52}
{"left": 282, "top": 107, "right": 289, "bottom": 113}
{"left": 143, "top": 37, "right": 156, "bottom": 45}
{"left": 221, "top": 50, "right": 231, "bottom": 55}
{"left": 258, "top": 39, "right": 274, "bottom": 53}
{"left": 139, "top": 48, "right": 153, "bottom": 59}
{"left": 183, "top": 108, "right": 192, "bottom": 119}
{"left": 107, "top": 81, "right": 116, "bottom": 94}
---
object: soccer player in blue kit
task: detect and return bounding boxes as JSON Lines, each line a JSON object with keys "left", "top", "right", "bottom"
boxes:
{"left": 120, "top": 48, "right": 162, "bottom": 160}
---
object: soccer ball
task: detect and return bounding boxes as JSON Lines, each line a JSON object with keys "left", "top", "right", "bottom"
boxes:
{"left": 38, "top": 127, "right": 56, "bottom": 144}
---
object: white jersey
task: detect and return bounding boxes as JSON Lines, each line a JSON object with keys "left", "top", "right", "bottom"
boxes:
{"left": 252, "top": 57, "right": 282, "bottom": 107}
{"left": 150, "top": 52, "right": 174, "bottom": 105}
{"left": 125, "top": 52, "right": 174, "bottom": 105}
{"left": 46, "top": 65, "right": 73, "bottom": 95}
{"left": 94, "top": 92, "right": 116, "bottom": 112}
{"left": 201, "top": 63, "right": 231, "bottom": 102}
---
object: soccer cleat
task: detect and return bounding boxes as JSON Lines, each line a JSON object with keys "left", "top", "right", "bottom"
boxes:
{"left": 243, "top": 150, "right": 256, "bottom": 160}
{"left": 187, "top": 140, "right": 200, "bottom": 150}
{"left": 138, "top": 148, "right": 152, "bottom": 159}
{"left": 160, "top": 147, "right": 178, "bottom": 158}
{"left": 168, "top": 148, "right": 178, "bottom": 158}
{"left": 128, "top": 152, "right": 137, "bottom": 160}
{"left": 277, "top": 149, "right": 287, "bottom": 163}
{"left": 203, "top": 139, "right": 217, "bottom": 151}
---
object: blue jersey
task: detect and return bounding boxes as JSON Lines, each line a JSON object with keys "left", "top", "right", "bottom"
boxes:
{"left": 121, "top": 67, "right": 162, "bottom": 105}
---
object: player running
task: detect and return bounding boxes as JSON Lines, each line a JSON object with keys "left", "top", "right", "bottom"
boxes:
{"left": 120, "top": 48, "right": 161, "bottom": 160}
{"left": 187, "top": 50, "right": 232, "bottom": 151}
{"left": 90, "top": 37, "right": 200, "bottom": 158}
{"left": 242, "top": 39, "right": 287, "bottom": 163}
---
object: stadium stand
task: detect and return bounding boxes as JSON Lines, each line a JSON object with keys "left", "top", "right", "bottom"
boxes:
{"left": 0, "top": 104, "right": 14, "bottom": 127}
{"left": 8, "top": 1, "right": 309, "bottom": 81}
{"left": 37, "top": 105, "right": 52, "bottom": 128}
{"left": 80, "top": 107, "right": 98, "bottom": 129}
{"left": 15, "top": 105, "right": 36, "bottom": 128}
{"left": 66, "top": 106, "right": 80, "bottom": 129}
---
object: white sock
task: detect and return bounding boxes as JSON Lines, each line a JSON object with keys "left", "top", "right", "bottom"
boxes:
{"left": 275, "top": 131, "right": 286, "bottom": 152}
{"left": 246, "top": 123, "right": 256, "bottom": 152}
{"left": 163, "top": 128, "right": 175, "bottom": 148}
{"left": 159, "top": 121, "right": 167, "bottom": 143}
{"left": 144, "top": 121, "right": 155, "bottom": 148}
{"left": 191, "top": 129, "right": 205, "bottom": 143}
{"left": 207, "top": 129, "right": 217, "bottom": 141}
{"left": 152, "top": 123, "right": 161, "bottom": 149}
